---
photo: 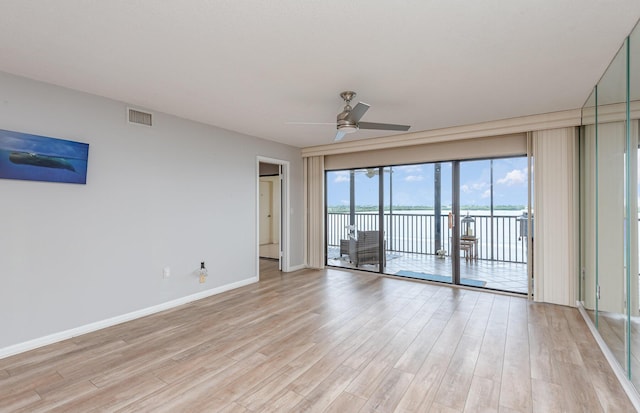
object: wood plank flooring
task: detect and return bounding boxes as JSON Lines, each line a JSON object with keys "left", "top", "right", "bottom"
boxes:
{"left": 0, "top": 260, "right": 635, "bottom": 412}
{"left": 585, "top": 309, "right": 640, "bottom": 392}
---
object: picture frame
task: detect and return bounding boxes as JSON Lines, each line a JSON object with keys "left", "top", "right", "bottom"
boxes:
{"left": 0, "top": 128, "right": 89, "bottom": 184}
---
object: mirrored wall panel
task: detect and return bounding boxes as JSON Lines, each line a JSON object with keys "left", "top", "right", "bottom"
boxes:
{"left": 580, "top": 18, "right": 640, "bottom": 392}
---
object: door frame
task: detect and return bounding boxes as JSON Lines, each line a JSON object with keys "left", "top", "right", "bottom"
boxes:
{"left": 256, "top": 156, "right": 290, "bottom": 276}
{"left": 452, "top": 160, "right": 461, "bottom": 284}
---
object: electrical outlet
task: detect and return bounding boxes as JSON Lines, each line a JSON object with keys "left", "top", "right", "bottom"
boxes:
{"left": 199, "top": 261, "right": 207, "bottom": 284}
{"left": 163, "top": 267, "right": 171, "bottom": 278}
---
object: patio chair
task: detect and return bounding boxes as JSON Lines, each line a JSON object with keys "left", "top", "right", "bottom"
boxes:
{"left": 349, "top": 230, "right": 386, "bottom": 267}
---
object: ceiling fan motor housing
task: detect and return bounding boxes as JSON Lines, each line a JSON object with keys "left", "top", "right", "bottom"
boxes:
{"left": 337, "top": 91, "right": 358, "bottom": 132}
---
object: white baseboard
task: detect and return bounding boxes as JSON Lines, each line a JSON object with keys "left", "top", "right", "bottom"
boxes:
{"left": 285, "top": 263, "right": 307, "bottom": 272}
{"left": 576, "top": 301, "right": 640, "bottom": 411}
{"left": 0, "top": 276, "right": 258, "bottom": 360}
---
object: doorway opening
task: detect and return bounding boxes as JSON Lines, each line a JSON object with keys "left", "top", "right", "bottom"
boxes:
{"left": 259, "top": 173, "right": 280, "bottom": 259}
{"left": 257, "top": 157, "right": 289, "bottom": 276}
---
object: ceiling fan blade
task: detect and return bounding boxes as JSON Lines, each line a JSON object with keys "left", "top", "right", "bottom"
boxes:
{"left": 335, "top": 130, "right": 347, "bottom": 141}
{"left": 349, "top": 102, "right": 370, "bottom": 123}
{"left": 358, "top": 122, "right": 410, "bottom": 131}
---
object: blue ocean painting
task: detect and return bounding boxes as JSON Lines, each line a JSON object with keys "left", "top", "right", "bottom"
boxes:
{"left": 0, "top": 129, "right": 89, "bottom": 184}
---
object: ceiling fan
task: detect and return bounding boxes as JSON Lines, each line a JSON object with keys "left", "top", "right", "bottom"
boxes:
{"left": 289, "top": 91, "right": 411, "bottom": 141}
{"left": 334, "top": 91, "right": 410, "bottom": 141}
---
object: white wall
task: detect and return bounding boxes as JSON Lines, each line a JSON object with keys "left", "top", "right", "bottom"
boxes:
{"left": 0, "top": 72, "right": 304, "bottom": 352}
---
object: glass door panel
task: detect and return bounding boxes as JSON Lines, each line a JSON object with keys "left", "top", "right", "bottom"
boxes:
{"left": 458, "top": 157, "right": 529, "bottom": 293}
{"left": 382, "top": 162, "right": 454, "bottom": 283}
{"left": 326, "top": 170, "right": 354, "bottom": 268}
{"left": 448, "top": 157, "right": 530, "bottom": 293}
{"left": 325, "top": 168, "right": 382, "bottom": 272}
{"left": 353, "top": 168, "right": 381, "bottom": 271}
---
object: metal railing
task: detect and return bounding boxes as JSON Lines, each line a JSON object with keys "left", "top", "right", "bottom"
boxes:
{"left": 327, "top": 212, "right": 528, "bottom": 263}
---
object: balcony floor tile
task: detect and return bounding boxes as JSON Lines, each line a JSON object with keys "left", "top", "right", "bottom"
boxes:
{"left": 328, "top": 249, "right": 528, "bottom": 294}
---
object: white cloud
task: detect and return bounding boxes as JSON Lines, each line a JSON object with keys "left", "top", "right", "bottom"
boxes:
{"left": 395, "top": 165, "right": 423, "bottom": 173}
{"left": 334, "top": 171, "right": 350, "bottom": 183}
{"left": 498, "top": 168, "right": 527, "bottom": 186}
{"left": 461, "top": 182, "right": 486, "bottom": 193}
{"left": 481, "top": 189, "right": 491, "bottom": 199}
{"left": 405, "top": 175, "right": 424, "bottom": 182}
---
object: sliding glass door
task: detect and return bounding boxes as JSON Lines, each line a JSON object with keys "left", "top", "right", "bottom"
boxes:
{"left": 458, "top": 158, "right": 529, "bottom": 292}
{"left": 326, "top": 168, "right": 382, "bottom": 272}
{"left": 325, "top": 156, "right": 530, "bottom": 294}
{"left": 384, "top": 163, "right": 454, "bottom": 283}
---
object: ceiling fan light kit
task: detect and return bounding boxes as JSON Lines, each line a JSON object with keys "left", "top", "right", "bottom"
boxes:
{"left": 337, "top": 124, "right": 358, "bottom": 133}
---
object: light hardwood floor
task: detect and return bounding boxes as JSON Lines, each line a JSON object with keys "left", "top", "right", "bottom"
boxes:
{"left": 586, "top": 309, "right": 640, "bottom": 392}
{"left": 0, "top": 260, "right": 635, "bottom": 412}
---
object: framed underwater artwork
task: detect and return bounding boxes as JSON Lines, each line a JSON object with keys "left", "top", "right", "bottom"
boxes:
{"left": 0, "top": 129, "right": 89, "bottom": 184}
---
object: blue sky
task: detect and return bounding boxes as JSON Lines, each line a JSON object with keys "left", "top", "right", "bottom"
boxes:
{"left": 327, "top": 157, "right": 528, "bottom": 207}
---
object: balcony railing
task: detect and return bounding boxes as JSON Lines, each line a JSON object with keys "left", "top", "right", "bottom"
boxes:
{"left": 327, "top": 212, "right": 529, "bottom": 264}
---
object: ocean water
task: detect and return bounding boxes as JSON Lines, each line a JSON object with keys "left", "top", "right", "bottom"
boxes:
{"left": 327, "top": 209, "right": 531, "bottom": 263}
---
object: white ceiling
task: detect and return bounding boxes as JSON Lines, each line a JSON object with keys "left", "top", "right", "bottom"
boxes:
{"left": 1, "top": 1, "right": 639, "bottom": 148}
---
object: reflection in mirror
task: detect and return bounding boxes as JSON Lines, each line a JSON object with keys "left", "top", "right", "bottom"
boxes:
{"left": 581, "top": 16, "right": 640, "bottom": 396}
{"left": 580, "top": 87, "right": 597, "bottom": 326}
{"left": 595, "top": 41, "right": 629, "bottom": 376}
{"left": 631, "top": 20, "right": 640, "bottom": 104}
{"left": 582, "top": 87, "right": 596, "bottom": 125}
{"left": 629, "top": 19, "right": 640, "bottom": 391}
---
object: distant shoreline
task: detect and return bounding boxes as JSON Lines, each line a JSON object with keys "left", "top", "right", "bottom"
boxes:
{"left": 328, "top": 205, "right": 526, "bottom": 213}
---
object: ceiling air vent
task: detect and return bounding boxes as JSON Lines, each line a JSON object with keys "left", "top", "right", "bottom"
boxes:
{"left": 128, "top": 108, "right": 152, "bottom": 126}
